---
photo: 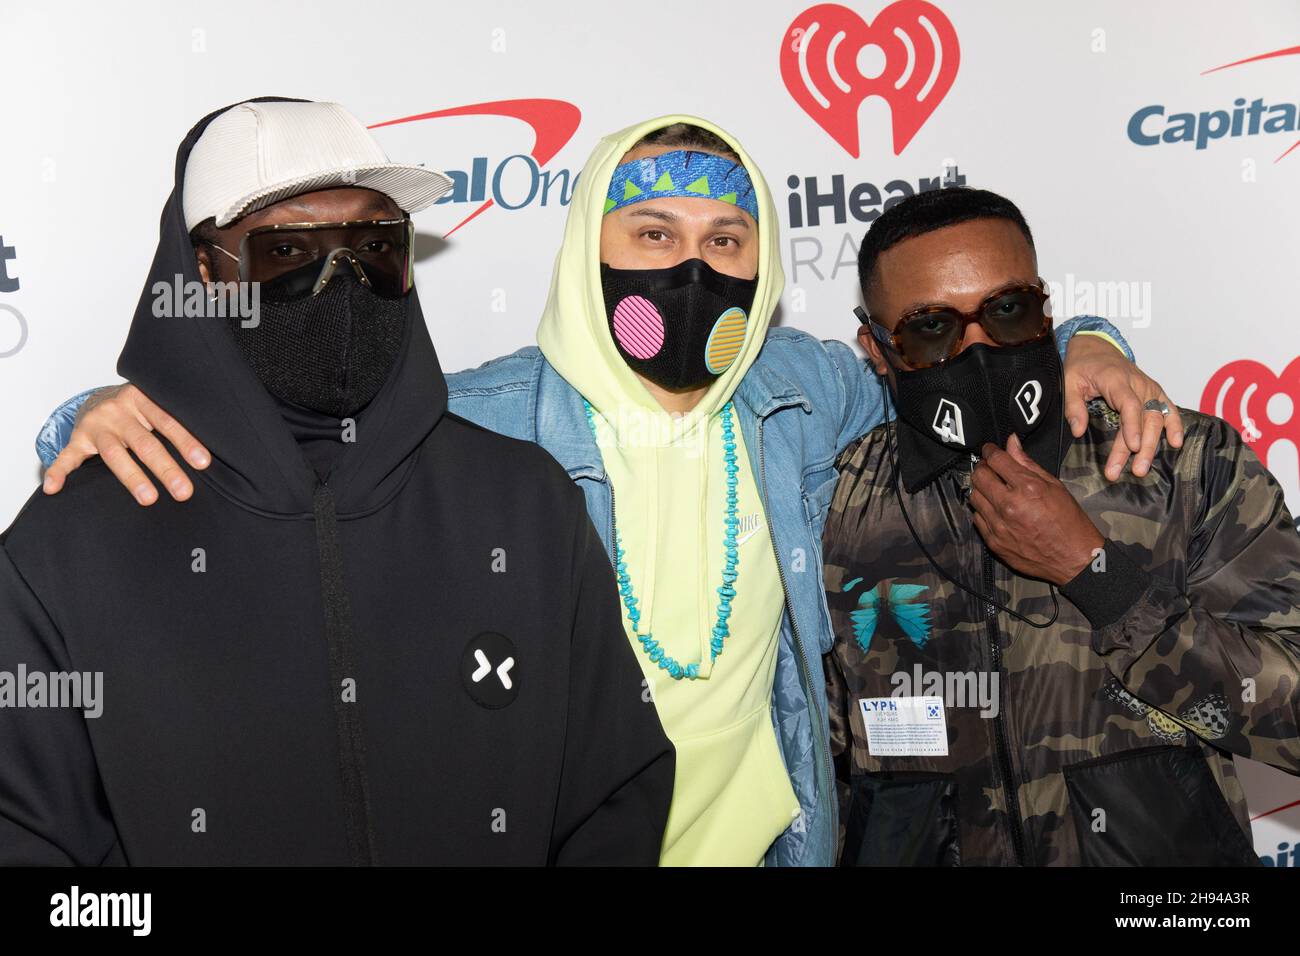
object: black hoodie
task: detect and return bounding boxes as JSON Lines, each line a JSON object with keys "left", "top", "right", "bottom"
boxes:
{"left": 0, "top": 100, "right": 674, "bottom": 865}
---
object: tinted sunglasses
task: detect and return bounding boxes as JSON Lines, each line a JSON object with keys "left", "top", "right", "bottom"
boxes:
{"left": 857, "top": 280, "right": 1052, "bottom": 369}
{"left": 208, "top": 218, "right": 415, "bottom": 299}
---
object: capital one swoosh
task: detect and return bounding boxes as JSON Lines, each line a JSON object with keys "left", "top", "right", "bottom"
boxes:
{"left": 1251, "top": 797, "right": 1300, "bottom": 823}
{"left": 1202, "top": 44, "right": 1300, "bottom": 162}
{"left": 369, "top": 99, "right": 582, "bottom": 235}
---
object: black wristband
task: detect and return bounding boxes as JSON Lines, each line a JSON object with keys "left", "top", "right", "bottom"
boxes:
{"left": 1059, "top": 539, "right": 1153, "bottom": 630}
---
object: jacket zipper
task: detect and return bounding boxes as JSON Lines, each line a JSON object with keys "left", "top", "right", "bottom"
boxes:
{"left": 606, "top": 482, "right": 618, "bottom": 564}
{"left": 982, "top": 543, "right": 1026, "bottom": 866}
{"left": 312, "top": 480, "right": 377, "bottom": 866}
{"left": 757, "top": 417, "right": 835, "bottom": 865}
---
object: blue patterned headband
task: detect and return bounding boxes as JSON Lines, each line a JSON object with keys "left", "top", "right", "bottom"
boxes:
{"left": 604, "top": 149, "right": 758, "bottom": 222}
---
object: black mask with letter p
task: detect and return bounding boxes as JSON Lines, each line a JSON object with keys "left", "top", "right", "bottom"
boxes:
{"left": 891, "top": 334, "right": 1061, "bottom": 453}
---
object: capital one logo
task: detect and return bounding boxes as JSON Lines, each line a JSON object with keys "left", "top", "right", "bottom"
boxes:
{"left": 779, "top": 1, "right": 960, "bottom": 157}
{"left": 1201, "top": 357, "right": 1300, "bottom": 481}
{"left": 1127, "top": 45, "right": 1300, "bottom": 163}
{"left": 368, "top": 99, "right": 582, "bottom": 237}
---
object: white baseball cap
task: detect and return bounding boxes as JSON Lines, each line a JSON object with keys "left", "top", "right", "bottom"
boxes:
{"left": 182, "top": 100, "right": 454, "bottom": 231}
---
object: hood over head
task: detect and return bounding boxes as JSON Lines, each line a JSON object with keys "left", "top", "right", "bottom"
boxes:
{"left": 531, "top": 115, "right": 788, "bottom": 699}
{"left": 115, "top": 97, "right": 449, "bottom": 516}
{"left": 536, "top": 114, "right": 784, "bottom": 434}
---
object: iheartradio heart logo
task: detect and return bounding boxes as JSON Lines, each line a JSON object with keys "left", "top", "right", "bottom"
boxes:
{"left": 780, "top": 1, "right": 960, "bottom": 157}
{"left": 1202, "top": 356, "right": 1300, "bottom": 484}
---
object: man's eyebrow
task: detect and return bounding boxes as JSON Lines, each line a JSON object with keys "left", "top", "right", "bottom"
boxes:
{"left": 897, "top": 278, "right": 1039, "bottom": 316}
{"left": 895, "top": 298, "right": 945, "bottom": 316}
{"left": 626, "top": 207, "right": 679, "bottom": 223}
{"left": 625, "top": 208, "right": 750, "bottom": 230}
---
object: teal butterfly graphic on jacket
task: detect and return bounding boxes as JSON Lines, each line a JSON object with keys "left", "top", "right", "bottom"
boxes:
{"left": 841, "top": 578, "right": 933, "bottom": 651}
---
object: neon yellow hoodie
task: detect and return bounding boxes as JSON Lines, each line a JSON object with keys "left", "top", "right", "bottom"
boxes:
{"left": 536, "top": 115, "right": 800, "bottom": 865}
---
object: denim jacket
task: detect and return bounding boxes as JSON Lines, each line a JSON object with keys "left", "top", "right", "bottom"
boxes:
{"left": 36, "top": 316, "right": 1130, "bottom": 866}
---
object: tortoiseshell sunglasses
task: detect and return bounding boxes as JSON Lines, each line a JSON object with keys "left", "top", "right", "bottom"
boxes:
{"left": 856, "top": 280, "right": 1052, "bottom": 369}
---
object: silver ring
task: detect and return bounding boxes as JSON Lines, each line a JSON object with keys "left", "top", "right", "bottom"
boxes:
{"left": 1144, "top": 399, "right": 1170, "bottom": 416}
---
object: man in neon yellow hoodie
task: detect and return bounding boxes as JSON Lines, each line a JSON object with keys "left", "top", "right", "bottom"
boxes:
{"left": 38, "top": 114, "right": 1180, "bottom": 866}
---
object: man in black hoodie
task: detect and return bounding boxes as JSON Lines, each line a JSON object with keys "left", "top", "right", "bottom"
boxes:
{"left": 0, "top": 98, "right": 674, "bottom": 865}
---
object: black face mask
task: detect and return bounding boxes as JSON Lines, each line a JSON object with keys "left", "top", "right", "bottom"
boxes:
{"left": 226, "top": 268, "right": 407, "bottom": 418}
{"left": 600, "top": 258, "right": 758, "bottom": 391}
{"left": 888, "top": 334, "right": 1062, "bottom": 480}
{"left": 879, "top": 333, "right": 1069, "bottom": 630}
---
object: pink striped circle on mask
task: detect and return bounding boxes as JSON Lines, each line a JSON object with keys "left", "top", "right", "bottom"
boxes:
{"left": 611, "top": 295, "right": 665, "bottom": 359}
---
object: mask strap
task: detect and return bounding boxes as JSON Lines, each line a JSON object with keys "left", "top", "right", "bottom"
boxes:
{"left": 200, "top": 242, "right": 241, "bottom": 301}
{"left": 878, "top": 371, "right": 1062, "bottom": 630}
{"left": 208, "top": 242, "right": 240, "bottom": 265}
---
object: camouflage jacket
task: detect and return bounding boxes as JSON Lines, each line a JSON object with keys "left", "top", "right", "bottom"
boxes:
{"left": 822, "top": 403, "right": 1300, "bottom": 866}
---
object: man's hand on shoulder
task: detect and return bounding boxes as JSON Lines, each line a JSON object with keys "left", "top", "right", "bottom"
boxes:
{"left": 1062, "top": 334, "right": 1184, "bottom": 481}
{"left": 42, "top": 384, "right": 209, "bottom": 506}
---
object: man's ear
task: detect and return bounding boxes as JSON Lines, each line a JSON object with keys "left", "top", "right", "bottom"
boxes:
{"left": 195, "top": 245, "right": 213, "bottom": 286}
{"left": 858, "top": 326, "right": 890, "bottom": 377}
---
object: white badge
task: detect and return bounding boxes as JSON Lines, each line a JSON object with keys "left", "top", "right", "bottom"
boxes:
{"left": 858, "top": 696, "right": 949, "bottom": 757}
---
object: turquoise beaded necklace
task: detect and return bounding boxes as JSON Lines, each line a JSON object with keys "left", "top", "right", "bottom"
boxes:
{"left": 583, "top": 400, "right": 740, "bottom": 681}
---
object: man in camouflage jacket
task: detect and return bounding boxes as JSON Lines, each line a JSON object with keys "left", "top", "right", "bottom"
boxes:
{"left": 823, "top": 187, "right": 1300, "bottom": 866}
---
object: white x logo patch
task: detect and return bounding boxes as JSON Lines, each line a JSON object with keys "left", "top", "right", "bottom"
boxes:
{"left": 471, "top": 649, "right": 515, "bottom": 690}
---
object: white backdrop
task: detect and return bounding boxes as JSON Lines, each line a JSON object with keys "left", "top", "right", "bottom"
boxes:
{"left": 2, "top": 0, "right": 1298, "bottom": 862}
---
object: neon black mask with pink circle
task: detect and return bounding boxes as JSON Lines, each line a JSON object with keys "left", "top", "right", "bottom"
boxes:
{"left": 600, "top": 148, "right": 759, "bottom": 391}
{"left": 600, "top": 258, "right": 758, "bottom": 391}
